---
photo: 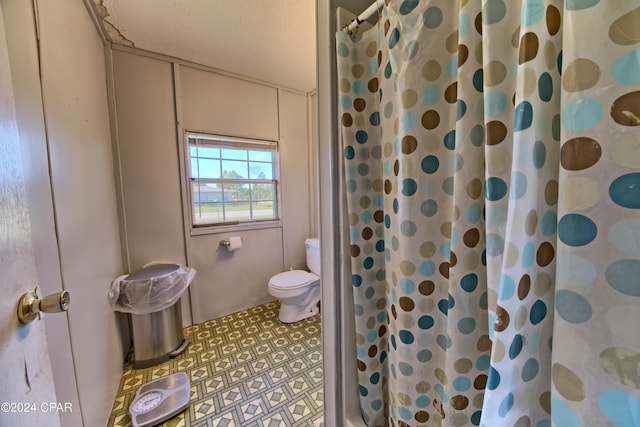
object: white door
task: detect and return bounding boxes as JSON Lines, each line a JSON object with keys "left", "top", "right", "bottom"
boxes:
{"left": 0, "top": 4, "right": 60, "bottom": 426}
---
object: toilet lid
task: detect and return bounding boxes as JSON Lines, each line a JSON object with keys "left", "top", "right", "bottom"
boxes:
{"left": 269, "top": 270, "right": 318, "bottom": 290}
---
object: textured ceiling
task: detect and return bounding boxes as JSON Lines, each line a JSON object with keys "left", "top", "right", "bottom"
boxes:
{"left": 96, "top": 0, "right": 317, "bottom": 93}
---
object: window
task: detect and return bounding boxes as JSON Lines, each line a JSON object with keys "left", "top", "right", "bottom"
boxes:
{"left": 186, "top": 133, "right": 279, "bottom": 227}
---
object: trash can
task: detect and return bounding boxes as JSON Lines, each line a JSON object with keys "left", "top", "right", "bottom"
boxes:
{"left": 109, "top": 263, "right": 196, "bottom": 368}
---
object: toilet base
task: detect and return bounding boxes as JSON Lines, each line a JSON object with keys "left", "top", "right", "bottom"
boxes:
{"left": 278, "top": 301, "right": 319, "bottom": 323}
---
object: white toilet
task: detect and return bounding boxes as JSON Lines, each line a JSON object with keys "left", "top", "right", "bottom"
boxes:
{"left": 268, "top": 238, "right": 321, "bottom": 323}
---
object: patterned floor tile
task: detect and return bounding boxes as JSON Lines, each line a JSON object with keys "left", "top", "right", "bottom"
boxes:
{"left": 108, "top": 301, "right": 322, "bottom": 426}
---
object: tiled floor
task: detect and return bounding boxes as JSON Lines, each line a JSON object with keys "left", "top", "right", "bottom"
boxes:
{"left": 108, "top": 301, "right": 323, "bottom": 426}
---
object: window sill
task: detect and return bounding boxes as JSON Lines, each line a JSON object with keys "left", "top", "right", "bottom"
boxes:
{"left": 190, "top": 220, "right": 283, "bottom": 236}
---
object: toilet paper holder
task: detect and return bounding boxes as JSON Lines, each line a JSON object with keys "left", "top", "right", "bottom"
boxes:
{"left": 220, "top": 236, "right": 243, "bottom": 251}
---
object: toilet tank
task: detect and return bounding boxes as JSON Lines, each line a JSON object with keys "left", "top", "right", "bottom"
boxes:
{"left": 305, "top": 238, "right": 320, "bottom": 276}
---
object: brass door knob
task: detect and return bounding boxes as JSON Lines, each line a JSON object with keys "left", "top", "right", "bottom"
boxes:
{"left": 17, "top": 290, "right": 70, "bottom": 324}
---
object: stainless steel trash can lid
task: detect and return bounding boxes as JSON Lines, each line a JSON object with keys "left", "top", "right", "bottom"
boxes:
{"left": 125, "top": 264, "right": 180, "bottom": 281}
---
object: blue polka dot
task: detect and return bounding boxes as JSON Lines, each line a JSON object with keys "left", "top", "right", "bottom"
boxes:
{"left": 533, "top": 141, "right": 546, "bottom": 169}
{"left": 556, "top": 290, "right": 592, "bottom": 323}
{"left": 370, "top": 112, "right": 380, "bottom": 126}
{"left": 422, "top": 85, "right": 441, "bottom": 105}
{"left": 419, "top": 260, "right": 436, "bottom": 276}
{"left": 401, "top": 179, "right": 417, "bottom": 196}
{"left": 541, "top": 211, "right": 557, "bottom": 236}
{"left": 367, "top": 58, "right": 378, "bottom": 75}
{"left": 424, "top": 7, "right": 444, "bottom": 28}
{"left": 605, "top": 259, "right": 640, "bottom": 297}
{"left": 521, "top": 358, "right": 539, "bottom": 381}
{"left": 498, "top": 392, "right": 515, "bottom": 418}
{"left": 416, "top": 395, "right": 431, "bottom": 408}
{"left": 399, "top": 330, "right": 414, "bottom": 344}
{"left": 483, "top": 0, "right": 507, "bottom": 24}
{"left": 418, "top": 315, "right": 434, "bottom": 330}
{"left": 486, "top": 233, "right": 505, "bottom": 256}
{"left": 357, "top": 163, "right": 369, "bottom": 176}
{"left": 442, "top": 176, "right": 454, "bottom": 195}
{"left": 363, "top": 257, "right": 374, "bottom": 269}
{"left": 344, "top": 146, "right": 355, "bottom": 160}
{"left": 551, "top": 398, "right": 584, "bottom": 427}
{"left": 359, "top": 384, "right": 369, "bottom": 396}
{"left": 514, "top": 101, "right": 533, "bottom": 131}
{"left": 354, "top": 304, "right": 364, "bottom": 316}
{"left": 438, "top": 299, "right": 449, "bottom": 315}
{"left": 458, "top": 317, "right": 476, "bottom": 334}
{"left": 457, "top": 100, "right": 467, "bottom": 120}
{"left": 498, "top": 274, "right": 516, "bottom": 300}
{"left": 388, "top": 28, "right": 400, "bottom": 49}
{"left": 352, "top": 274, "right": 362, "bottom": 287}
{"left": 522, "top": 241, "right": 535, "bottom": 268}
{"left": 434, "top": 383, "right": 447, "bottom": 402}
{"left": 609, "top": 173, "right": 640, "bottom": 209}
{"left": 561, "top": 97, "right": 603, "bottom": 131}
{"left": 446, "top": 57, "right": 459, "bottom": 78}
{"left": 398, "top": 406, "right": 412, "bottom": 421}
{"left": 421, "top": 155, "right": 439, "bottom": 174}
{"left": 530, "top": 300, "right": 547, "bottom": 325}
{"left": 384, "top": 101, "right": 393, "bottom": 118}
{"left": 364, "top": 286, "right": 375, "bottom": 299}
{"left": 370, "top": 372, "right": 380, "bottom": 384}
{"left": 399, "top": 0, "right": 419, "bottom": 15}
{"left": 400, "top": 112, "right": 418, "bottom": 131}
{"left": 557, "top": 254, "right": 596, "bottom": 288}
{"left": 485, "top": 90, "right": 508, "bottom": 116}
{"left": 337, "top": 42, "right": 349, "bottom": 57}
{"left": 461, "top": 273, "right": 478, "bottom": 292}
{"left": 403, "top": 40, "right": 419, "bottom": 61}
{"left": 487, "top": 367, "right": 501, "bottom": 390}
{"left": 612, "top": 50, "right": 640, "bottom": 85}
{"left": 473, "top": 69, "right": 484, "bottom": 92}
{"left": 598, "top": 390, "right": 640, "bottom": 427}
{"left": 558, "top": 214, "right": 597, "bottom": 247}
{"left": 453, "top": 376, "right": 471, "bottom": 392}
{"left": 400, "top": 278, "right": 416, "bottom": 293}
{"left": 352, "top": 80, "right": 365, "bottom": 95}
{"left": 486, "top": 177, "right": 508, "bottom": 201}
{"left": 401, "top": 220, "right": 416, "bottom": 236}
{"left": 444, "top": 130, "right": 456, "bottom": 150}
{"left": 566, "top": 0, "right": 600, "bottom": 10}
{"left": 355, "top": 130, "right": 368, "bottom": 143}
{"left": 466, "top": 204, "right": 482, "bottom": 224}
{"left": 459, "top": 13, "right": 471, "bottom": 36}
{"left": 509, "top": 335, "right": 524, "bottom": 359}
{"left": 510, "top": 172, "right": 528, "bottom": 199}
{"left": 398, "top": 362, "right": 413, "bottom": 376}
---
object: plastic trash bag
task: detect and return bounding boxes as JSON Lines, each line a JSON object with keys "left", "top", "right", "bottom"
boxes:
{"left": 108, "top": 263, "right": 196, "bottom": 315}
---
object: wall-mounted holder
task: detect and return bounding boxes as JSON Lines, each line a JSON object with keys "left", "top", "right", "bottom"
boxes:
{"left": 17, "top": 290, "right": 70, "bottom": 324}
{"left": 220, "top": 236, "right": 243, "bottom": 252}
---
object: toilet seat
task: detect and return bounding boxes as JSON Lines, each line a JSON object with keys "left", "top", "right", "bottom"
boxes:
{"left": 269, "top": 270, "right": 318, "bottom": 291}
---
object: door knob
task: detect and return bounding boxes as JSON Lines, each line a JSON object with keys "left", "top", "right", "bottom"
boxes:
{"left": 17, "top": 290, "right": 70, "bottom": 324}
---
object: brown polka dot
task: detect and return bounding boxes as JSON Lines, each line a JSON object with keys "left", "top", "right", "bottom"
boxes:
{"left": 359, "top": 196, "right": 371, "bottom": 209}
{"left": 339, "top": 79, "right": 351, "bottom": 92}
{"left": 519, "top": 33, "right": 539, "bottom": 64}
{"left": 463, "top": 228, "right": 480, "bottom": 248}
{"left": 374, "top": 210, "right": 384, "bottom": 222}
{"left": 415, "top": 412, "right": 430, "bottom": 423}
{"left": 399, "top": 297, "right": 415, "bottom": 312}
{"left": 391, "top": 304, "right": 397, "bottom": 319}
{"left": 357, "top": 359, "right": 366, "bottom": 371}
{"left": 477, "top": 334, "right": 491, "bottom": 352}
{"left": 474, "top": 13, "right": 482, "bottom": 35}
{"left": 525, "top": 210, "right": 537, "bottom": 236}
{"left": 451, "top": 395, "right": 469, "bottom": 410}
{"left": 419, "top": 280, "right": 435, "bottom": 296}
{"left": 486, "top": 120, "right": 507, "bottom": 145}
{"left": 545, "top": 180, "right": 558, "bottom": 205}
{"left": 422, "top": 60, "right": 441, "bottom": 81}
{"left": 362, "top": 228, "right": 373, "bottom": 240}
{"left": 446, "top": 31, "right": 459, "bottom": 54}
{"left": 384, "top": 20, "right": 390, "bottom": 35}
{"left": 536, "top": 242, "right": 555, "bottom": 267}
{"left": 384, "top": 179, "right": 392, "bottom": 194}
{"left": 450, "top": 251, "right": 457, "bottom": 268}
{"left": 546, "top": 6, "right": 561, "bottom": 35}
{"left": 561, "top": 137, "right": 602, "bottom": 170}
{"left": 439, "top": 262, "right": 450, "bottom": 279}
{"left": 518, "top": 275, "right": 531, "bottom": 300}
{"left": 342, "top": 113, "right": 353, "bottom": 127}
{"left": 454, "top": 358, "right": 473, "bottom": 374}
{"left": 485, "top": 61, "right": 507, "bottom": 87}
{"left": 377, "top": 50, "right": 382, "bottom": 67}
{"left": 515, "top": 416, "right": 531, "bottom": 427}
{"left": 611, "top": 91, "right": 640, "bottom": 126}
{"left": 400, "top": 136, "right": 418, "bottom": 155}
{"left": 378, "top": 324, "right": 386, "bottom": 337}
{"left": 351, "top": 245, "right": 360, "bottom": 257}
{"left": 540, "top": 391, "right": 551, "bottom": 414}
{"left": 368, "top": 345, "right": 378, "bottom": 357}
{"left": 422, "top": 110, "right": 441, "bottom": 130}
{"left": 474, "top": 374, "right": 487, "bottom": 390}
{"left": 366, "top": 41, "right": 377, "bottom": 57}
{"left": 353, "top": 98, "right": 366, "bottom": 112}
{"left": 512, "top": 26, "right": 521, "bottom": 48}
{"left": 352, "top": 64, "right": 364, "bottom": 78}
{"left": 393, "top": 160, "right": 399, "bottom": 176}
{"left": 552, "top": 363, "right": 586, "bottom": 401}
{"left": 609, "top": 7, "right": 640, "bottom": 45}
{"left": 368, "top": 77, "right": 379, "bottom": 93}
{"left": 563, "top": 58, "right": 601, "bottom": 92}
{"left": 435, "top": 368, "right": 447, "bottom": 384}
{"left": 376, "top": 298, "right": 386, "bottom": 310}
{"left": 494, "top": 305, "right": 510, "bottom": 332}
{"left": 415, "top": 381, "right": 431, "bottom": 393}
{"left": 458, "top": 44, "right": 469, "bottom": 68}
{"left": 445, "top": 82, "right": 458, "bottom": 103}
{"left": 467, "top": 178, "right": 483, "bottom": 199}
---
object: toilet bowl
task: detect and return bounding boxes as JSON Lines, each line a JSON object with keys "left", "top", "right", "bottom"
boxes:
{"left": 268, "top": 238, "right": 321, "bottom": 323}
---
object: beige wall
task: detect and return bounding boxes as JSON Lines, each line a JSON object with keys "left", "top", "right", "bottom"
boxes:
{"left": 4, "top": 0, "right": 127, "bottom": 425}
{"left": 110, "top": 48, "right": 317, "bottom": 325}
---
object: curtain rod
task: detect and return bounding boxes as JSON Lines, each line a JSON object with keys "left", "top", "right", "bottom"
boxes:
{"left": 343, "top": 0, "right": 385, "bottom": 33}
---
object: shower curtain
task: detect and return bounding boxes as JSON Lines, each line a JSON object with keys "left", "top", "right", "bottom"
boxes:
{"left": 337, "top": 1, "right": 640, "bottom": 426}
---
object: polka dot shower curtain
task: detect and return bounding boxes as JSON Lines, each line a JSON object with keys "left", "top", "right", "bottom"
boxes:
{"left": 337, "top": 1, "right": 640, "bottom": 426}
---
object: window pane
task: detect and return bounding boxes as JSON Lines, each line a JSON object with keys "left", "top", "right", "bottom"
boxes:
{"left": 223, "top": 202, "right": 251, "bottom": 222}
{"left": 249, "top": 162, "right": 273, "bottom": 179}
{"left": 250, "top": 183, "right": 274, "bottom": 201}
{"left": 252, "top": 201, "right": 275, "bottom": 220}
{"left": 194, "top": 159, "right": 221, "bottom": 179}
{"left": 222, "top": 160, "right": 248, "bottom": 179}
{"left": 196, "top": 146, "right": 220, "bottom": 159}
{"left": 249, "top": 151, "right": 272, "bottom": 162}
{"left": 221, "top": 149, "right": 247, "bottom": 161}
{"left": 192, "top": 183, "right": 224, "bottom": 223}
{"left": 223, "top": 183, "right": 249, "bottom": 202}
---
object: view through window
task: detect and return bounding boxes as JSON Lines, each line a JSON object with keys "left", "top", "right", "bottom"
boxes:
{"left": 187, "top": 133, "right": 278, "bottom": 226}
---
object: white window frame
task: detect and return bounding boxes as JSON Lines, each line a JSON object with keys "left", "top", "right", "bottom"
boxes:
{"left": 185, "top": 132, "right": 280, "bottom": 231}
